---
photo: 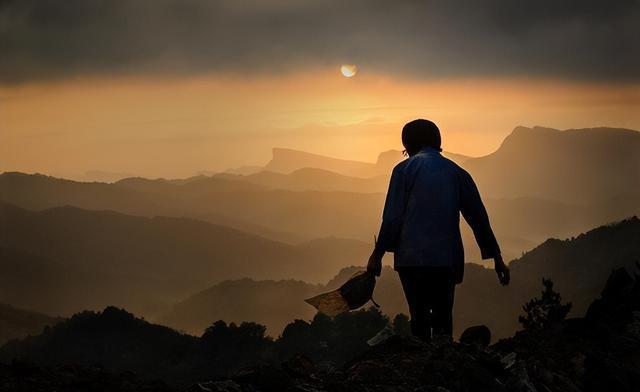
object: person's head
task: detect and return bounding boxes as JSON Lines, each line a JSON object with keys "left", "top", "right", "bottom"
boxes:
{"left": 401, "top": 119, "right": 442, "bottom": 156}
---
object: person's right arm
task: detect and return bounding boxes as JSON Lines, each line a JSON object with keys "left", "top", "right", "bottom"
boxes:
{"left": 367, "top": 164, "right": 407, "bottom": 276}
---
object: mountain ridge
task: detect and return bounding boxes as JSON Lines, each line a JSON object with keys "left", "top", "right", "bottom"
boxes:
{"left": 0, "top": 303, "right": 61, "bottom": 346}
{"left": 465, "top": 126, "right": 640, "bottom": 203}
{"left": 0, "top": 202, "right": 372, "bottom": 319}
{"left": 264, "top": 147, "right": 469, "bottom": 177}
{"left": 159, "top": 217, "right": 640, "bottom": 339}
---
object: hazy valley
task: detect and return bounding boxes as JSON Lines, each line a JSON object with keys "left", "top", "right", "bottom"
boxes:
{"left": 1, "top": 125, "right": 639, "bottom": 391}
{"left": 1, "top": 126, "right": 638, "bottom": 335}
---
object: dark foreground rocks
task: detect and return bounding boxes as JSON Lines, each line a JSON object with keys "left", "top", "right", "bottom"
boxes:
{"left": 459, "top": 325, "right": 491, "bottom": 347}
{"left": 0, "top": 359, "right": 174, "bottom": 392}
{"left": 189, "top": 267, "right": 640, "bottom": 392}
{"left": 1, "top": 267, "right": 639, "bottom": 392}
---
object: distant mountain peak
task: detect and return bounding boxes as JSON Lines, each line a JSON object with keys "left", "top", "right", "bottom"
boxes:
{"left": 497, "top": 124, "right": 640, "bottom": 151}
{"left": 269, "top": 147, "right": 374, "bottom": 165}
{"left": 464, "top": 125, "right": 640, "bottom": 203}
{"left": 510, "top": 125, "right": 559, "bottom": 135}
{"left": 507, "top": 125, "right": 639, "bottom": 138}
{"left": 266, "top": 147, "right": 380, "bottom": 177}
{"left": 264, "top": 147, "right": 468, "bottom": 177}
{"left": 375, "top": 150, "right": 403, "bottom": 167}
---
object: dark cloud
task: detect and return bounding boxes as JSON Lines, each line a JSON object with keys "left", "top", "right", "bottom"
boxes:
{"left": 0, "top": 0, "right": 638, "bottom": 83}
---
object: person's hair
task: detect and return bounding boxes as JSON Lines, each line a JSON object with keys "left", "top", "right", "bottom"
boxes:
{"left": 401, "top": 119, "right": 442, "bottom": 156}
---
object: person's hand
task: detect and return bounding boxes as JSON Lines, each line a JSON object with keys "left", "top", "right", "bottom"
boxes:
{"left": 494, "top": 255, "right": 510, "bottom": 286}
{"left": 367, "top": 248, "right": 384, "bottom": 277}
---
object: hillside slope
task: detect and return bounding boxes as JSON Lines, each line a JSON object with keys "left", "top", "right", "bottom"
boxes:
{"left": 3, "top": 262, "right": 640, "bottom": 392}
{"left": 0, "top": 246, "right": 180, "bottom": 318}
{"left": 0, "top": 304, "right": 60, "bottom": 346}
{"left": 4, "top": 171, "right": 636, "bottom": 259}
{"left": 161, "top": 217, "right": 640, "bottom": 339}
{"left": 0, "top": 203, "right": 372, "bottom": 318}
{"left": 263, "top": 148, "right": 468, "bottom": 177}
{"left": 465, "top": 126, "right": 640, "bottom": 203}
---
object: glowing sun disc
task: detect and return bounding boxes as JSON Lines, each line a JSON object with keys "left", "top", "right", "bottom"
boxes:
{"left": 341, "top": 64, "right": 357, "bottom": 78}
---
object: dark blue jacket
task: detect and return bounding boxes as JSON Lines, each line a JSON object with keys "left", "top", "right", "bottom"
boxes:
{"left": 376, "top": 147, "right": 500, "bottom": 283}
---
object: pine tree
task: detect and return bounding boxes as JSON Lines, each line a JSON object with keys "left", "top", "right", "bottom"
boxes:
{"left": 519, "top": 278, "right": 572, "bottom": 330}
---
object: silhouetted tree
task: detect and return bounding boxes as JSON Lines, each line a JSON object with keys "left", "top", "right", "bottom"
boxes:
{"left": 330, "top": 307, "right": 388, "bottom": 359}
{"left": 519, "top": 278, "right": 572, "bottom": 330}
{"left": 276, "top": 307, "right": 389, "bottom": 363}
{"left": 201, "top": 320, "right": 272, "bottom": 368}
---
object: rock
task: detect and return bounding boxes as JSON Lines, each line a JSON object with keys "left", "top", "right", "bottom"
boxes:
{"left": 457, "top": 360, "right": 504, "bottom": 391}
{"left": 287, "top": 383, "right": 328, "bottom": 392}
{"left": 584, "top": 353, "right": 640, "bottom": 392}
{"left": 346, "top": 360, "right": 403, "bottom": 385}
{"left": 505, "top": 362, "right": 538, "bottom": 392}
{"left": 282, "top": 353, "right": 316, "bottom": 377}
{"left": 5, "top": 267, "right": 640, "bottom": 392}
{"left": 569, "top": 352, "right": 586, "bottom": 378}
{"left": 413, "top": 386, "right": 451, "bottom": 392}
{"left": 233, "top": 365, "right": 292, "bottom": 392}
{"left": 500, "top": 352, "right": 517, "bottom": 370}
{"left": 431, "top": 334, "right": 454, "bottom": 347}
{"left": 0, "top": 360, "right": 176, "bottom": 392}
{"left": 186, "top": 380, "right": 241, "bottom": 392}
{"left": 586, "top": 268, "right": 635, "bottom": 323}
{"left": 626, "top": 311, "right": 640, "bottom": 338}
{"left": 367, "top": 324, "right": 395, "bottom": 346}
{"left": 601, "top": 268, "right": 634, "bottom": 299}
{"left": 459, "top": 325, "right": 491, "bottom": 347}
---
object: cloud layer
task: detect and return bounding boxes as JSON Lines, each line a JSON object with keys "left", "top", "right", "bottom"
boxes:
{"left": 1, "top": 0, "right": 639, "bottom": 83}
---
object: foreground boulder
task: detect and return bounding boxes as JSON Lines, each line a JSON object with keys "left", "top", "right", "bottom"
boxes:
{"left": 459, "top": 325, "right": 491, "bottom": 347}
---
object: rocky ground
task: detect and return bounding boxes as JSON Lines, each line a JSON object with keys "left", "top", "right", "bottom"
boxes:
{"left": 187, "top": 266, "right": 640, "bottom": 392}
{"left": 2, "top": 267, "right": 639, "bottom": 392}
{"left": 0, "top": 360, "right": 174, "bottom": 392}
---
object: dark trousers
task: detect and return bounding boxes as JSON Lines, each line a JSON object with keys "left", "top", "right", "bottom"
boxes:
{"left": 397, "top": 267, "right": 456, "bottom": 341}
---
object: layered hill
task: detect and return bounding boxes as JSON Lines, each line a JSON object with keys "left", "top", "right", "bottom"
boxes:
{"left": 236, "top": 126, "right": 640, "bottom": 208}
{"left": 466, "top": 126, "right": 640, "bottom": 204}
{"left": 0, "top": 304, "right": 390, "bottom": 387}
{"left": 160, "top": 217, "right": 640, "bottom": 339}
{"left": 159, "top": 279, "right": 321, "bottom": 336}
{"left": 265, "top": 147, "right": 386, "bottom": 177}
{"left": 0, "top": 172, "right": 301, "bottom": 244}
{"left": 1, "top": 126, "right": 637, "bottom": 268}
{"left": 0, "top": 304, "right": 60, "bottom": 346}
{"left": 3, "top": 267, "right": 640, "bottom": 392}
{"left": 0, "top": 202, "right": 371, "bottom": 318}
{"left": 215, "top": 168, "right": 388, "bottom": 193}
{"left": 0, "top": 245, "right": 180, "bottom": 318}
{"left": 0, "top": 307, "right": 203, "bottom": 384}
{"left": 2, "top": 219, "right": 639, "bottom": 389}
{"left": 0, "top": 201, "right": 371, "bottom": 283}
{"left": 2, "top": 170, "right": 635, "bottom": 261}
{"left": 0, "top": 171, "right": 385, "bottom": 242}
{"left": 248, "top": 126, "right": 640, "bottom": 206}
{"left": 263, "top": 147, "right": 468, "bottom": 177}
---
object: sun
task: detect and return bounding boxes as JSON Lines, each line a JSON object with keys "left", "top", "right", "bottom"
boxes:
{"left": 340, "top": 64, "right": 357, "bottom": 78}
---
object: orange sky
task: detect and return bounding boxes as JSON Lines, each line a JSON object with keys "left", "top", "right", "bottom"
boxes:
{"left": 1, "top": 69, "right": 639, "bottom": 179}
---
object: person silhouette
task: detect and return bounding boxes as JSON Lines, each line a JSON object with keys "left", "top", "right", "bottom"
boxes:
{"left": 367, "top": 119, "right": 510, "bottom": 341}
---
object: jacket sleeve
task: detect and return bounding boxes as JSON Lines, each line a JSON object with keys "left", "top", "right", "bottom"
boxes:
{"left": 376, "top": 164, "right": 407, "bottom": 252}
{"left": 459, "top": 169, "right": 501, "bottom": 260}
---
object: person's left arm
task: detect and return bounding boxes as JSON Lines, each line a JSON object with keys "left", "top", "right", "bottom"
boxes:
{"left": 459, "top": 169, "right": 510, "bottom": 285}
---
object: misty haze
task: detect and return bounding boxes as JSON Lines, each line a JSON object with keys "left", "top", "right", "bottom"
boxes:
{"left": 1, "top": 1, "right": 640, "bottom": 391}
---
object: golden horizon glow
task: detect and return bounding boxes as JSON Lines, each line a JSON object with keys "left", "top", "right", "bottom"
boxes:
{"left": 1, "top": 69, "right": 639, "bottom": 179}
